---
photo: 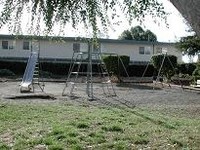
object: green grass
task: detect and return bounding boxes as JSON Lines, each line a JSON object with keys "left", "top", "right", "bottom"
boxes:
{"left": 0, "top": 101, "right": 200, "bottom": 149}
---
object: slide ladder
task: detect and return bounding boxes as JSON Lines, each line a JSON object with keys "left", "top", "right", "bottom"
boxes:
{"left": 20, "top": 51, "right": 43, "bottom": 92}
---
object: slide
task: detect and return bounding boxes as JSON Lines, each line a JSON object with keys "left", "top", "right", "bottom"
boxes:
{"left": 20, "top": 52, "right": 38, "bottom": 91}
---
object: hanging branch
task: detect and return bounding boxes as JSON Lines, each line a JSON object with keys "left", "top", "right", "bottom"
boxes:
{"left": 0, "top": 0, "right": 167, "bottom": 37}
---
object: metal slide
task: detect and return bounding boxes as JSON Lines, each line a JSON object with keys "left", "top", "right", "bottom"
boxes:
{"left": 20, "top": 52, "right": 38, "bottom": 91}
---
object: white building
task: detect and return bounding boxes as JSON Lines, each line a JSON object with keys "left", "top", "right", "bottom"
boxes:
{"left": 0, "top": 34, "right": 182, "bottom": 64}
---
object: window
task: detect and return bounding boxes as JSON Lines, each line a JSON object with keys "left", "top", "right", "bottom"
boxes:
{"left": 2, "top": 41, "right": 8, "bottom": 49}
{"left": 139, "top": 47, "right": 145, "bottom": 54}
{"left": 23, "top": 41, "right": 30, "bottom": 50}
{"left": 73, "top": 43, "right": 80, "bottom": 52}
{"left": 145, "top": 47, "right": 151, "bottom": 55}
{"left": 139, "top": 47, "right": 151, "bottom": 55}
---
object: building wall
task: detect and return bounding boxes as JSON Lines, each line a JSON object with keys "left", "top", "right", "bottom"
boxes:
{"left": 153, "top": 44, "right": 182, "bottom": 63}
{"left": 101, "top": 43, "right": 153, "bottom": 63}
{"left": 0, "top": 35, "right": 182, "bottom": 64}
{"left": 101, "top": 42, "right": 182, "bottom": 63}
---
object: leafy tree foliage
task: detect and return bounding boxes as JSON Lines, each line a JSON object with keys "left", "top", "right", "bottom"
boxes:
{"left": 151, "top": 54, "right": 177, "bottom": 80}
{"left": 118, "top": 30, "right": 132, "bottom": 40}
{"left": 119, "top": 26, "right": 157, "bottom": 41}
{"left": 192, "top": 62, "right": 200, "bottom": 81}
{"left": 176, "top": 35, "right": 200, "bottom": 56}
{"left": 0, "top": 0, "right": 167, "bottom": 37}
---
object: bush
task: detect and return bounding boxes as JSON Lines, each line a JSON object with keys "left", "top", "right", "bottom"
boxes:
{"left": 151, "top": 54, "right": 177, "bottom": 80}
{"left": 0, "top": 61, "right": 26, "bottom": 75}
{"left": 0, "top": 59, "right": 157, "bottom": 78}
{"left": 127, "top": 64, "right": 155, "bottom": 77}
{"left": 103, "top": 55, "right": 130, "bottom": 80}
{"left": 171, "top": 73, "right": 193, "bottom": 85}
{"left": 0, "top": 69, "right": 15, "bottom": 77}
{"left": 40, "top": 71, "right": 53, "bottom": 78}
{"left": 192, "top": 63, "right": 200, "bottom": 82}
{"left": 177, "top": 63, "right": 196, "bottom": 75}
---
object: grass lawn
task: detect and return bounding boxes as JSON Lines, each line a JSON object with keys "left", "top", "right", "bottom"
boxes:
{"left": 0, "top": 101, "right": 200, "bottom": 150}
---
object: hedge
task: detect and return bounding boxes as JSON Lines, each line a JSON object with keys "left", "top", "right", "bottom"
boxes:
{"left": 103, "top": 55, "right": 130, "bottom": 77}
{"left": 177, "top": 63, "right": 196, "bottom": 75}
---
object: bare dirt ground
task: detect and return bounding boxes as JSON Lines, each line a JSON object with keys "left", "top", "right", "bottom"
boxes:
{"left": 0, "top": 80, "right": 200, "bottom": 118}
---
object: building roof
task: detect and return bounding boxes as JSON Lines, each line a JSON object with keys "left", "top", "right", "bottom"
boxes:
{"left": 0, "top": 34, "right": 175, "bottom": 46}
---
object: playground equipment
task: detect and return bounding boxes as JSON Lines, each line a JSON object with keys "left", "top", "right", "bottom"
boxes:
{"left": 62, "top": 40, "right": 129, "bottom": 99}
{"left": 141, "top": 50, "right": 182, "bottom": 89}
{"left": 20, "top": 40, "right": 44, "bottom": 92}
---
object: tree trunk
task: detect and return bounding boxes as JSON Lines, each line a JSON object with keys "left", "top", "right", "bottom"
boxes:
{"left": 170, "top": 0, "right": 200, "bottom": 36}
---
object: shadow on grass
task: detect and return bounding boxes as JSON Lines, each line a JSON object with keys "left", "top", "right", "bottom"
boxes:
{"left": 79, "top": 95, "right": 177, "bottom": 130}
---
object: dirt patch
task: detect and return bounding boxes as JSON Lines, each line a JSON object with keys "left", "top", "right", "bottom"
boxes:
{"left": 0, "top": 80, "right": 200, "bottom": 118}
{"left": 0, "top": 132, "right": 14, "bottom": 147}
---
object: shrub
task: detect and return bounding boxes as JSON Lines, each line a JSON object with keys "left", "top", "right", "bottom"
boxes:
{"left": 40, "top": 71, "right": 53, "bottom": 78}
{"left": 127, "top": 64, "right": 155, "bottom": 77}
{"left": 103, "top": 55, "right": 130, "bottom": 81}
{"left": 171, "top": 74, "right": 193, "bottom": 85}
{"left": 151, "top": 54, "right": 177, "bottom": 80}
{"left": 192, "top": 63, "right": 200, "bottom": 82}
{"left": 0, "top": 61, "right": 26, "bottom": 75}
{"left": 177, "top": 63, "right": 196, "bottom": 75}
{"left": 0, "top": 69, "right": 15, "bottom": 77}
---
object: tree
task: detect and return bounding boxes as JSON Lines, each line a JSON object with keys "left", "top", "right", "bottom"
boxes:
{"left": 0, "top": 0, "right": 167, "bottom": 37}
{"left": 176, "top": 35, "right": 200, "bottom": 56}
{"left": 119, "top": 26, "right": 157, "bottom": 42}
{"left": 118, "top": 30, "right": 132, "bottom": 40}
{"left": 130, "top": 26, "right": 145, "bottom": 41}
{"left": 144, "top": 30, "right": 157, "bottom": 42}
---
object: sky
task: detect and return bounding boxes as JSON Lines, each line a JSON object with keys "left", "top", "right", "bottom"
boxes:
{"left": 104, "top": 0, "right": 194, "bottom": 42}
{"left": 0, "top": 0, "right": 194, "bottom": 43}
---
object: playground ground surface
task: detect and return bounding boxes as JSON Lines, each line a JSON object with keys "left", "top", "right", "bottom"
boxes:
{"left": 0, "top": 79, "right": 200, "bottom": 118}
{"left": 0, "top": 79, "right": 200, "bottom": 149}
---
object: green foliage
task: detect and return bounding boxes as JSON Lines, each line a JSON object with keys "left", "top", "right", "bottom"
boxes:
{"left": 192, "top": 62, "right": 200, "bottom": 81}
{"left": 118, "top": 30, "right": 132, "bottom": 40}
{"left": 119, "top": 26, "right": 157, "bottom": 42}
{"left": 0, "top": 60, "right": 156, "bottom": 77}
{"left": 176, "top": 35, "right": 200, "bottom": 56}
{"left": 0, "top": 0, "right": 167, "bottom": 36}
{"left": 103, "top": 55, "right": 130, "bottom": 80}
{"left": 171, "top": 73, "right": 192, "bottom": 86}
{"left": 151, "top": 54, "right": 177, "bottom": 80}
{"left": 127, "top": 64, "right": 155, "bottom": 77}
{"left": 177, "top": 63, "right": 196, "bottom": 75}
{"left": 0, "top": 69, "right": 15, "bottom": 77}
{"left": 0, "top": 61, "right": 26, "bottom": 75}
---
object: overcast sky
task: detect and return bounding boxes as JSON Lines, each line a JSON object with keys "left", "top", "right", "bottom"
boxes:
{"left": 0, "top": 0, "right": 194, "bottom": 43}
{"left": 104, "top": 0, "right": 194, "bottom": 42}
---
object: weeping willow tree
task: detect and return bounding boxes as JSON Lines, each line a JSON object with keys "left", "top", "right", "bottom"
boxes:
{"left": 0, "top": 0, "right": 167, "bottom": 37}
